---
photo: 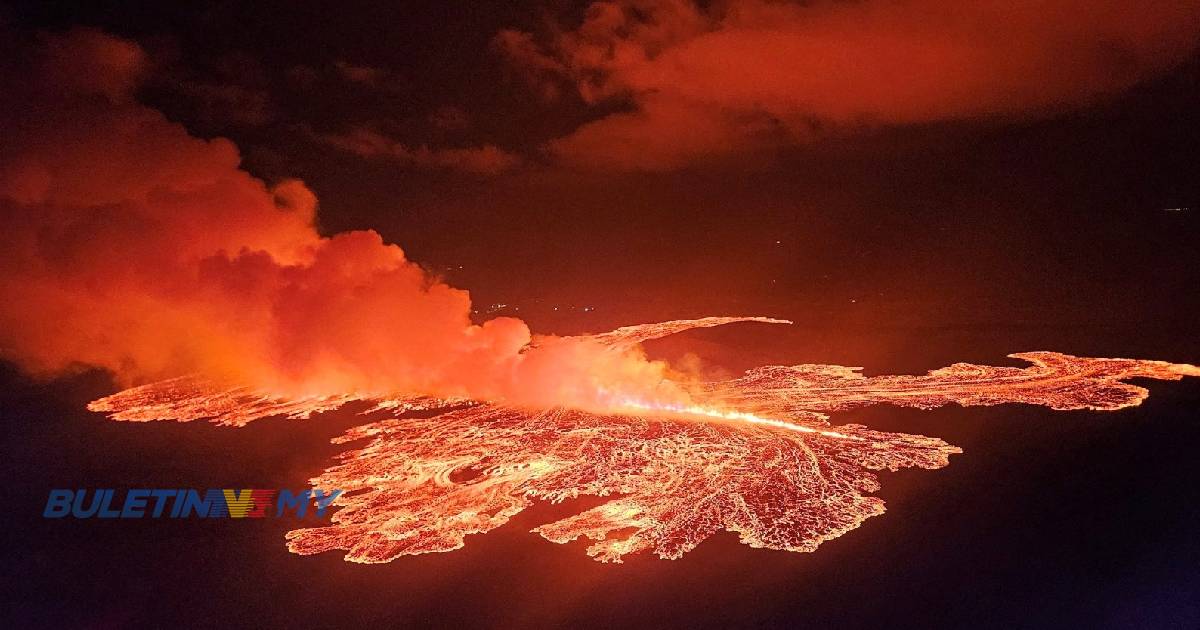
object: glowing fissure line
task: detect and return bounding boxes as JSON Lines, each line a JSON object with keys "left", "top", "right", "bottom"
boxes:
{"left": 615, "top": 399, "right": 861, "bottom": 440}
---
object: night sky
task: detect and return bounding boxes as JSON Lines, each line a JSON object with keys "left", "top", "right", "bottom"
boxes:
{"left": 2, "top": 2, "right": 1199, "bottom": 628}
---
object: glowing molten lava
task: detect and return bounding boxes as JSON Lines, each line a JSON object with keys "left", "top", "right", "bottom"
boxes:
{"left": 88, "top": 318, "right": 1198, "bottom": 563}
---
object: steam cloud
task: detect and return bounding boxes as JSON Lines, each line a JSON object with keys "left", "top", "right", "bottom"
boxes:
{"left": 497, "top": 0, "right": 1200, "bottom": 169}
{"left": 0, "top": 29, "right": 683, "bottom": 409}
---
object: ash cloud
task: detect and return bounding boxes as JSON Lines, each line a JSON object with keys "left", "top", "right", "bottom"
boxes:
{"left": 496, "top": 0, "right": 1200, "bottom": 170}
{"left": 0, "top": 29, "right": 677, "bottom": 408}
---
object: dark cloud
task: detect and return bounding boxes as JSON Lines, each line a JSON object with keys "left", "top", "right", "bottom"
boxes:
{"left": 334, "top": 59, "right": 386, "bottom": 85}
{"left": 497, "top": 0, "right": 1200, "bottom": 170}
{"left": 316, "top": 126, "right": 522, "bottom": 174}
{"left": 38, "top": 26, "right": 147, "bottom": 101}
{"left": 429, "top": 105, "right": 471, "bottom": 132}
{"left": 168, "top": 80, "right": 274, "bottom": 126}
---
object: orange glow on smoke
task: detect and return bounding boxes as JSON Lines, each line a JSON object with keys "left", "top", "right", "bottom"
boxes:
{"left": 0, "top": 29, "right": 773, "bottom": 416}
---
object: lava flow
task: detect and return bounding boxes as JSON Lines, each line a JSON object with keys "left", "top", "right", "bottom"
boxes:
{"left": 88, "top": 318, "right": 1200, "bottom": 563}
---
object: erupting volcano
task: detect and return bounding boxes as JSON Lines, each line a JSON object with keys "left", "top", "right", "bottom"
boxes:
{"left": 4, "top": 25, "right": 1198, "bottom": 570}
{"left": 88, "top": 317, "right": 1200, "bottom": 563}
{"left": 4, "top": 4, "right": 1200, "bottom": 626}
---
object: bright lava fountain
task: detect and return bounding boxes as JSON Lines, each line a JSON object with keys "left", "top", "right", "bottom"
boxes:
{"left": 88, "top": 318, "right": 1199, "bottom": 563}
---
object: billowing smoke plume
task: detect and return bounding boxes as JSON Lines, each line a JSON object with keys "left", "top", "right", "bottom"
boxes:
{"left": 0, "top": 29, "right": 685, "bottom": 409}
{"left": 496, "top": 0, "right": 1200, "bottom": 169}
